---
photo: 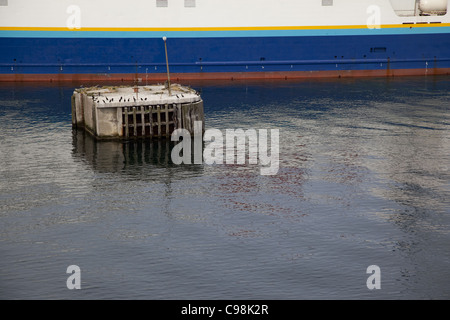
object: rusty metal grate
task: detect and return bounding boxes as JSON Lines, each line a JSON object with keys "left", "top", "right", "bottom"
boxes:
{"left": 122, "top": 104, "right": 178, "bottom": 138}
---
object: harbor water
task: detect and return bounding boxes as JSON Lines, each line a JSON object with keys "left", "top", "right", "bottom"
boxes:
{"left": 1, "top": 76, "right": 449, "bottom": 299}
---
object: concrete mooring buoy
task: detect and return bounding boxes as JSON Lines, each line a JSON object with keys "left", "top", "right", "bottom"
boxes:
{"left": 71, "top": 83, "right": 204, "bottom": 140}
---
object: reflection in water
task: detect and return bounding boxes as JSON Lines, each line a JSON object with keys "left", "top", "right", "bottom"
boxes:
{"left": 364, "top": 98, "right": 450, "bottom": 234}
{"left": 71, "top": 130, "right": 207, "bottom": 224}
{"left": 1, "top": 77, "right": 450, "bottom": 299}
{"left": 71, "top": 129, "right": 204, "bottom": 180}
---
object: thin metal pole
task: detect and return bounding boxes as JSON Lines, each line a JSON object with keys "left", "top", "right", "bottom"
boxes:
{"left": 163, "top": 36, "right": 171, "bottom": 96}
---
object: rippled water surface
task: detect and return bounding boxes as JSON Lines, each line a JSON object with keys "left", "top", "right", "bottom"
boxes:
{"left": 1, "top": 77, "right": 449, "bottom": 299}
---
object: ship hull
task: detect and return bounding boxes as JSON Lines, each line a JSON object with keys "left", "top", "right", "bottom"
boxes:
{"left": 1, "top": 30, "right": 450, "bottom": 81}
{"left": 1, "top": 0, "right": 450, "bottom": 81}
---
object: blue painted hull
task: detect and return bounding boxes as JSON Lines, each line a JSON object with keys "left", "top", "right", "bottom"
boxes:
{"left": 1, "top": 32, "right": 450, "bottom": 79}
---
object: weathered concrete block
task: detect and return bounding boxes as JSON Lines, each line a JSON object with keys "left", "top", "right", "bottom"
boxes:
{"left": 72, "top": 84, "right": 204, "bottom": 140}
